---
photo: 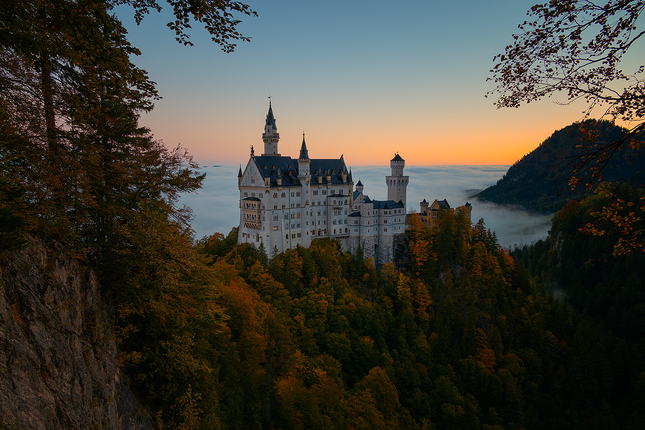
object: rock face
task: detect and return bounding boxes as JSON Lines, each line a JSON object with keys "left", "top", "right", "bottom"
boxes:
{"left": 0, "top": 236, "right": 151, "bottom": 429}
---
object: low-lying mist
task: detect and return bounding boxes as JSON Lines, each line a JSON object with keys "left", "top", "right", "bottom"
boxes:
{"left": 180, "top": 165, "right": 553, "bottom": 248}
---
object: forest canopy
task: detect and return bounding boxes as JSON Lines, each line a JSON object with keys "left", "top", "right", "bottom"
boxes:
{"left": 2, "top": 1, "right": 645, "bottom": 429}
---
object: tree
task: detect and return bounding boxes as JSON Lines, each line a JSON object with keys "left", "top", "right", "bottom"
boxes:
{"left": 110, "top": 0, "right": 257, "bottom": 50}
{"left": 0, "top": 1, "right": 256, "bottom": 427}
{"left": 488, "top": 0, "right": 645, "bottom": 183}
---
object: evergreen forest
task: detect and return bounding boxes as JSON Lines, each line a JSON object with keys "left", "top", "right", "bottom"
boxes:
{"left": 2, "top": 1, "right": 645, "bottom": 429}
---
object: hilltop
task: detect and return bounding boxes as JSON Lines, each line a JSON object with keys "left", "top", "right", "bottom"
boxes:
{"left": 475, "top": 120, "right": 644, "bottom": 213}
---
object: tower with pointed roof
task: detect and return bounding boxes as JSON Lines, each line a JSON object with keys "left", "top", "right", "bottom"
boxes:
{"left": 262, "top": 102, "right": 280, "bottom": 155}
{"left": 237, "top": 102, "right": 409, "bottom": 265}
{"left": 297, "top": 133, "right": 310, "bottom": 178}
{"left": 386, "top": 153, "right": 409, "bottom": 205}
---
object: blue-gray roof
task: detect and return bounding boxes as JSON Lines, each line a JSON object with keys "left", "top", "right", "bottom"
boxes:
{"left": 252, "top": 155, "right": 301, "bottom": 187}
{"left": 310, "top": 159, "right": 349, "bottom": 185}
{"left": 266, "top": 103, "right": 277, "bottom": 129}
{"left": 435, "top": 199, "right": 450, "bottom": 209}
{"left": 299, "top": 136, "right": 309, "bottom": 160}
{"left": 251, "top": 155, "right": 350, "bottom": 188}
{"left": 373, "top": 200, "right": 404, "bottom": 210}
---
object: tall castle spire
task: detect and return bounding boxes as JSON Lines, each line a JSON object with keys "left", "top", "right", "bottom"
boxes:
{"left": 299, "top": 132, "right": 309, "bottom": 160}
{"left": 262, "top": 100, "right": 280, "bottom": 155}
{"left": 298, "top": 132, "right": 310, "bottom": 178}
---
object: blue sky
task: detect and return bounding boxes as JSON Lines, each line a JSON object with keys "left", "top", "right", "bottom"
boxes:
{"left": 114, "top": 0, "right": 629, "bottom": 166}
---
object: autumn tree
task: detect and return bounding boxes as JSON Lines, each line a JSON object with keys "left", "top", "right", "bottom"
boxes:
{"left": 489, "top": 0, "right": 645, "bottom": 184}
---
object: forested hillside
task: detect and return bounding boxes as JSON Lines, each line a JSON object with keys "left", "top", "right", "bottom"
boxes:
{"left": 476, "top": 120, "right": 644, "bottom": 213}
{"left": 3, "top": 1, "right": 645, "bottom": 429}
{"left": 512, "top": 185, "right": 645, "bottom": 343}
{"left": 115, "top": 209, "right": 639, "bottom": 430}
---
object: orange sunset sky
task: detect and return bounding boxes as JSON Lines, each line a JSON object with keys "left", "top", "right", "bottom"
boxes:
{"left": 114, "top": 0, "right": 639, "bottom": 167}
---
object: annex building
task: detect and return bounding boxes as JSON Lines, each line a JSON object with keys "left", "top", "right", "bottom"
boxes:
{"left": 237, "top": 103, "right": 408, "bottom": 264}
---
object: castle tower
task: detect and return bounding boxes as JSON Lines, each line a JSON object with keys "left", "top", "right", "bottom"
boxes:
{"left": 386, "top": 153, "right": 409, "bottom": 205}
{"left": 262, "top": 101, "right": 280, "bottom": 155}
{"left": 297, "top": 133, "right": 310, "bottom": 177}
{"left": 420, "top": 198, "right": 429, "bottom": 215}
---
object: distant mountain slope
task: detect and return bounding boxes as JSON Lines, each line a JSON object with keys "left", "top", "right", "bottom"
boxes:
{"left": 476, "top": 120, "right": 644, "bottom": 213}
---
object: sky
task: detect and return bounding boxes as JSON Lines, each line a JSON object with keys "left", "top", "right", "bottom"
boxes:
{"left": 113, "top": 0, "right": 611, "bottom": 167}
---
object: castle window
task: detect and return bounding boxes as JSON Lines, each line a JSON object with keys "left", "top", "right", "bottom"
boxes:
{"left": 273, "top": 193, "right": 277, "bottom": 198}
{"left": 313, "top": 190, "right": 318, "bottom": 195}
{"left": 286, "top": 235, "right": 288, "bottom": 239}
{"left": 244, "top": 192, "right": 248, "bottom": 197}
{"left": 297, "top": 233, "right": 301, "bottom": 238}
{"left": 284, "top": 214, "right": 288, "bottom": 219}
{"left": 251, "top": 192, "right": 255, "bottom": 197}
{"left": 281, "top": 192, "right": 285, "bottom": 198}
{"left": 296, "top": 192, "right": 300, "bottom": 197}
{"left": 333, "top": 229, "right": 336, "bottom": 234}
{"left": 274, "top": 204, "right": 277, "bottom": 209}
{"left": 291, "top": 192, "right": 294, "bottom": 197}
{"left": 322, "top": 190, "right": 327, "bottom": 195}
{"left": 259, "top": 193, "right": 263, "bottom": 198}
{"left": 292, "top": 234, "right": 296, "bottom": 239}
{"left": 282, "top": 204, "right": 285, "bottom": 209}
{"left": 273, "top": 215, "right": 278, "bottom": 221}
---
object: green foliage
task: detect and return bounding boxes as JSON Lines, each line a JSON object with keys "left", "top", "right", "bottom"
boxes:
{"left": 180, "top": 210, "right": 645, "bottom": 429}
{"left": 513, "top": 186, "right": 645, "bottom": 342}
{"left": 476, "top": 120, "right": 645, "bottom": 213}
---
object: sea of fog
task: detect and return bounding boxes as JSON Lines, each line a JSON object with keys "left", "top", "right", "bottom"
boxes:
{"left": 178, "top": 165, "right": 554, "bottom": 249}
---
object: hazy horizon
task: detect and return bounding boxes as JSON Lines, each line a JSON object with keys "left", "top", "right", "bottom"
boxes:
{"left": 180, "top": 164, "right": 553, "bottom": 249}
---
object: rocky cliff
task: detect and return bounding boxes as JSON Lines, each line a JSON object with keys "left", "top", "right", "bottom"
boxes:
{"left": 0, "top": 236, "right": 151, "bottom": 429}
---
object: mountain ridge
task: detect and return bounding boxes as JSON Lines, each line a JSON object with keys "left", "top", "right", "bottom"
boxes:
{"left": 475, "top": 120, "right": 644, "bottom": 213}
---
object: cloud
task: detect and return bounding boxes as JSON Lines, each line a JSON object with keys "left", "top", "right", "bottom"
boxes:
{"left": 180, "top": 165, "right": 553, "bottom": 247}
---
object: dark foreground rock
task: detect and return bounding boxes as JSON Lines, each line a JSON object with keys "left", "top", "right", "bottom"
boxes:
{"left": 0, "top": 236, "right": 150, "bottom": 429}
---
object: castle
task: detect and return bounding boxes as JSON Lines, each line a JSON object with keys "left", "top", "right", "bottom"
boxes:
{"left": 237, "top": 103, "right": 408, "bottom": 264}
{"left": 414, "top": 199, "right": 473, "bottom": 227}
